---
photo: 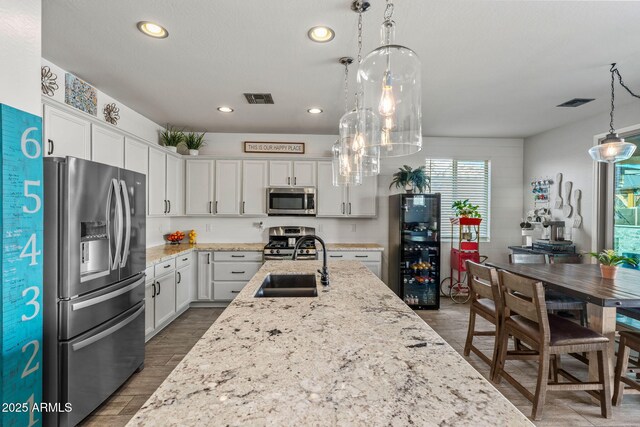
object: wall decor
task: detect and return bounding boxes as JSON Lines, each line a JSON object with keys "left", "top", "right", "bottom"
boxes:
{"left": 103, "top": 102, "right": 120, "bottom": 125}
{"left": 41, "top": 66, "right": 58, "bottom": 97}
{"left": 64, "top": 73, "right": 97, "bottom": 116}
{"left": 573, "top": 189, "right": 583, "bottom": 228}
{"left": 554, "top": 173, "right": 563, "bottom": 208}
{"left": 563, "top": 181, "right": 573, "bottom": 217}
{"left": 243, "top": 141, "right": 305, "bottom": 154}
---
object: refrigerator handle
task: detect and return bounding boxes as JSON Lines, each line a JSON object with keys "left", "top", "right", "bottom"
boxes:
{"left": 119, "top": 180, "right": 131, "bottom": 268}
{"left": 111, "top": 178, "right": 123, "bottom": 270}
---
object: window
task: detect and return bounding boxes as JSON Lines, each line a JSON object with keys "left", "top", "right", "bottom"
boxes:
{"left": 613, "top": 134, "right": 640, "bottom": 266}
{"left": 425, "top": 159, "right": 491, "bottom": 239}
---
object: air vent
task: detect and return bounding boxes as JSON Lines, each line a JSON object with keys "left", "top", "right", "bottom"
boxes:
{"left": 244, "top": 93, "right": 274, "bottom": 104}
{"left": 557, "top": 98, "right": 595, "bottom": 108}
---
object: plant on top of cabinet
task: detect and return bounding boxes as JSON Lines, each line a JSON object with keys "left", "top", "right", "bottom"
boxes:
{"left": 389, "top": 165, "right": 430, "bottom": 193}
{"left": 160, "top": 125, "right": 185, "bottom": 152}
{"left": 452, "top": 199, "right": 481, "bottom": 218}
{"left": 184, "top": 131, "right": 206, "bottom": 156}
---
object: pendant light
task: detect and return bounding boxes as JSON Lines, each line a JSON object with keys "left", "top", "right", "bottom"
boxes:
{"left": 588, "top": 63, "right": 638, "bottom": 163}
{"left": 334, "top": 57, "right": 363, "bottom": 186}
{"left": 358, "top": 0, "right": 422, "bottom": 158}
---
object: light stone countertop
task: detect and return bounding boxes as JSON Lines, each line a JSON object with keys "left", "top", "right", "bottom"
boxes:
{"left": 128, "top": 260, "right": 532, "bottom": 427}
{"left": 145, "top": 243, "right": 384, "bottom": 267}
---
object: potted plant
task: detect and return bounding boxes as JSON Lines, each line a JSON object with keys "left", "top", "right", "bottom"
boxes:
{"left": 389, "top": 165, "right": 431, "bottom": 193}
{"left": 184, "top": 131, "right": 206, "bottom": 156}
{"left": 452, "top": 199, "right": 481, "bottom": 218}
{"left": 588, "top": 249, "right": 638, "bottom": 279}
{"left": 160, "top": 125, "right": 185, "bottom": 153}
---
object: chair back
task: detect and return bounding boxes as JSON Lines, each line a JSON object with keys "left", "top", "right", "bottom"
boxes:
{"left": 548, "top": 254, "right": 582, "bottom": 264}
{"left": 498, "top": 270, "right": 550, "bottom": 340}
{"left": 509, "top": 253, "right": 548, "bottom": 264}
{"left": 466, "top": 260, "right": 501, "bottom": 306}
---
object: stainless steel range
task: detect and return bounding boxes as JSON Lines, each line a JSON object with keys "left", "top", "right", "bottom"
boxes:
{"left": 263, "top": 226, "right": 318, "bottom": 260}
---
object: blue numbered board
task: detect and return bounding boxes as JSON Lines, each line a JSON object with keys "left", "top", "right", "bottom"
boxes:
{"left": 1, "top": 104, "right": 43, "bottom": 426}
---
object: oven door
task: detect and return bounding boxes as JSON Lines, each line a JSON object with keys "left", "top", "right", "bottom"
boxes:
{"left": 267, "top": 187, "right": 316, "bottom": 216}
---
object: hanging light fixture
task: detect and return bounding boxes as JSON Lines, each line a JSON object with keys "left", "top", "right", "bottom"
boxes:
{"left": 358, "top": 0, "right": 422, "bottom": 158}
{"left": 588, "top": 63, "right": 638, "bottom": 163}
{"left": 334, "top": 57, "right": 363, "bottom": 186}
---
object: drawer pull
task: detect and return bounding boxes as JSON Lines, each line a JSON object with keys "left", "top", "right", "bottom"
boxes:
{"left": 231, "top": 271, "right": 246, "bottom": 274}
{"left": 182, "top": 257, "right": 188, "bottom": 261}
{"left": 355, "top": 255, "right": 368, "bottom": 258}
{"left": 330, "top": 255, "right": 343, "bottom": 258}
{"left": 164, "top": 264, "right": 171, "bottom": 268}
{"left": 231, "top": 290, "right": 241, "bottom": 294}
{"left": 231, "top": 255, "right": 245, "bottom": 258}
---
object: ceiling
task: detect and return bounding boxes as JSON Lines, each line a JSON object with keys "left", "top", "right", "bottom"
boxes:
{"left": 43, "top": 0, "right": 640, "bottom": 138}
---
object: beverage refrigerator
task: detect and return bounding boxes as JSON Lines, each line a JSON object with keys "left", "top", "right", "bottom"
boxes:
{"left": 389, "top": 193, "right": 441, "bottom": 309}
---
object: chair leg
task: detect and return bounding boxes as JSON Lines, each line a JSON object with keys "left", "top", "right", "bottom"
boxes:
{"left": 464, "top": 309, "right": 476, "bottom": 357}
{"left": 532, "top": 350, "right": 550, "bottom": 421}
{"left": 490, "top": 321, "right": 501, "bottom": 381}
{"left": 580, "top": 307, "right": 588, "bottom": 327}
{"left": 597, "top": 348, "right": 612, "bottom": 418}
{"left": 494, "top": 326, "right": 510, "bottom": 385}
{"left": 549, "top": 354, "right": 558, "bottom": 382}
{"left": 613, "top": 336, "right": 630, "bottom": 406}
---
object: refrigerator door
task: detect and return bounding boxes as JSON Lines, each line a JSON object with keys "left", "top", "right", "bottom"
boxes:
{"left": 118, "top": 168, "right": 146, "bottom": 281}
{"left": 61, "top": 157, "right": 122, "bottom": 298}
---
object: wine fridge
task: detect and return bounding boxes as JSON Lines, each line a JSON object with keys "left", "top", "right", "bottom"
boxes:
{"left": 389, "top": 193, "right": 441, "bottom": 309}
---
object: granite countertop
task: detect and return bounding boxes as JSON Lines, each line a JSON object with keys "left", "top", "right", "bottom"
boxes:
{"left": 128, "top": 261, "right": 532, "bottom": 427}
{"left": 146, "top": 243, "right": 384, "bottom": 267}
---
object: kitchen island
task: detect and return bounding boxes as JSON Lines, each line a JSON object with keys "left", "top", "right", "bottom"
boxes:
{"left": 128, "top": 261, "right": 532, "bottom": 426}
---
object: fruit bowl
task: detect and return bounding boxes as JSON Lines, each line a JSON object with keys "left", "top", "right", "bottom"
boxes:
{"left": 165, "top": 231, "right": 186, "bottom": 245}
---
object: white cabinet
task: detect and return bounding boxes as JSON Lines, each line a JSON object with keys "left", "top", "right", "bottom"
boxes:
{"left": 268, "top": 160, "right": 316, "bottom": 187}
{"left": 154, "top": 272, "right": 176, "bottom": 327}
{"left": 242, "top": 160, "right": 268, "bottom": 215}
{"left": 324, "top": 251, "right": 382, "bottom": 279}
{"left": 316, "top": 161, "right": 377, "bottom": 217}
{"left": 347, "top": 176, "right": 377, "bottom": 217}
{"left": 144, "top": 280, "right": 155, "bottom": 337}
{"left": 176, "top": 263, "right": 192, "bottom": 312}
{"left": 186, "top": 160, "right": 215, "bottom": 215}
{"left": 149, "top": 147, "right": 183, "bottom": 216}
{"left": 91, "top": 124, "right": 124, "bottom": 168}
{"left": 196, "top": 251, "right": 213, "bottom": 300}
{"left": 215, "top": 160, "right": 241, "bottom": 215}
{"left": 43, "top": 104, "right": 91, "bottom": 159}
{"left": 211, "top": 251, "right": 262, "bottom": 301}
{"left": 124, "top": 137, "right": 149, "bottom": 175}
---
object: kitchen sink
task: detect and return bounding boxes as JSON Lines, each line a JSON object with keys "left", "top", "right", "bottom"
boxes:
{"left": 254, "top": 274, "right": 318, "bottom": 298}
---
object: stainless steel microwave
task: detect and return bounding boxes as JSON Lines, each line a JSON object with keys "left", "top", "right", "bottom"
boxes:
{"left": 267, "top": 187, "right": 316, "bottom": 216}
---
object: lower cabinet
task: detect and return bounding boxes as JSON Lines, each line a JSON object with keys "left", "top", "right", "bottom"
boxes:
{"left": 325, "top": 251, "right": 383, "bottom": 279}
{"left": 176, "top": 263, "right": 192, "bottom": 312}
{"left": 154, "top": 272, "right": 176, "bottom": 327}
{"left": 196, "top": 251, "right": 213, "bottom": 300}
{"left": 144, "top": 279, "right": 155, "bottom": 337}
{"left": 195, "top": 251, "right": 263, "bottom": 302}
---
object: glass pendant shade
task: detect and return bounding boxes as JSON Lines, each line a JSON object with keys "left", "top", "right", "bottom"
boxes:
{"left": 332, "top": 140, "right": 362, "bottom": 186}
{"left": 358, "top": 21, "right": 422, "bottom": 157}
{"left": 337, "top": 111, "right": 364, "bottom": 185}
{"left": 588, "top": 133, "right": 637, "bottom": 163}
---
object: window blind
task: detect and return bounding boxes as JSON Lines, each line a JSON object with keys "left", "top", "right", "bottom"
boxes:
{"left": 425, "top": 159, "right": 491, "bottom": 239}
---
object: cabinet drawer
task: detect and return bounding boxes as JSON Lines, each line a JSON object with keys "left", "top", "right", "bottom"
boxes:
{"left": 346, "top": 252, "right": 381, "bottom": 262}
{"left": 213, "top": 281, "right": 246, "bottom": 301}
{"left": 144, "top": 266, "right": 154, "bottom": 282}
{"left": 213, "top": 262, "right": 261, "bottom": 281}
{"left": 154, "top": 258, "right": 176, "bottom": 276}
{"left": 176, "top": 253, "right": 192, "bottom": 268}
{"left": 213, "top": 251, "right": 263, "bottom": 262}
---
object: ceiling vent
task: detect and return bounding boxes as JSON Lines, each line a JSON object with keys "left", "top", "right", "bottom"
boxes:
{"left": 556, "top": 98, "right": 595, "bottom": 108}
{"left": 244, "top": 93, "right": 274, "bottom": 104}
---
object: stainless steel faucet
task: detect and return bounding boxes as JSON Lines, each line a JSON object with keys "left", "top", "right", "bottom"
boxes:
{"left": 293, "top": 235, "right": 329, "bottom": 287}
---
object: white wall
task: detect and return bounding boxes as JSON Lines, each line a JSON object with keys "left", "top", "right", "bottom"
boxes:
{"left": 523, "top": 102, "right": 640, "bottom": 252}
{"left": 0, "top": 0, "right": 41, "bottom": 115}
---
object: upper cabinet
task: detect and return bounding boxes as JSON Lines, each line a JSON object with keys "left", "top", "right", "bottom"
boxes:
{"left": 185, "top": 160, "right": 214, "bottom": 215}
{"left": 268, "top": 160, "right": 316, "bottom": 187}
{"left": 215, "top": 160, "right": 241, "bottom": 215}
{"left": 166, "top": 155, "right": 184, "bottom": 216}
{"left": 124, "top": 137, "right": 149, "bottom": 175}
{"left": 242, "top": 160, "right": 268, "bottom": 216}
{"left": 316, "top": 161, "right": 377, "bottom": 218}
{"left": 91, "top": 124, "right": 124, "bottom": 168}
{"left": 43, "top": 104, "right": 91, "bottom": 159}
{"left": 347, "top": 176, "right": 377, "bottom": 217}
{"left": 148, "top": 147, "right": 183, "bottom": 216}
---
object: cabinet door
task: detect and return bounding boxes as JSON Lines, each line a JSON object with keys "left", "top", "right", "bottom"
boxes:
{"left": 166, "top": 155, "right": 184, "bottom": 216}
{"left": 348, "top": 176, "right": 377, "bottom": 217}
{"left": 91, "top": 124, "right": 124, "bottom": 168}
{"left": 154, "top": 273, "right": 176, "bottom": 327}
{"left": 145, "top": 281, "right": 155, "bottom": 337}
{"left": 242, "top": 160, "right": 268, "bottom": 216}
{"left": 43, "top": 105, "right": 91, "bottom": 159}
{"left": 175, "top": 265, "right": 192, "bottom": 312}
{"left": 186, "top": 160, "right": 214, "bottom": 215}
{"left": 269, "top": 160, "right": 292, "bottom": 186}
{"left": 293, "top": 161, "right": 316, "bottom": 187}
{"left": 196, "top": 252, "right": 213, "bottom": 300}
{"left": 215, "top": 160, "right": 241, "bottom": 215}
{"left": 316, "top": 161, "right": 345, "bottom": 217}
{"left": 148, "top": 147, "right": 167, "bottom": 216}
{"left": 124, "top": 137, "right": 149, "bottom": 175}
{"left": 363, "top": 262, "right": 381, "bottom": 279}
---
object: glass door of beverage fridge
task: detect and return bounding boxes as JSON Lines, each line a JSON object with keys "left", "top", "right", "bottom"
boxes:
{"left": 400, "top": 194, "right": 441, "bottom": 309}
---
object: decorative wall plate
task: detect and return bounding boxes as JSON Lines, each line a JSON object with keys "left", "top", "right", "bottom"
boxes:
{"left": 41, "top": 66, "right": 59, "bottom": 96}
{"left": 103, "top": 103, "right": 120, "bottom": 125}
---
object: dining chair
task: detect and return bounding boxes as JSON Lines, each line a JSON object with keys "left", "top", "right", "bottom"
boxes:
{"left": 495, "top": 270, "right": 611, "bottom": 421}
{"left": 612, "top": 331, "right": 640, "bottom": 405}
{"left": 463, "top": 261, "right": 502, "bottom": 380}
{"left": 547, "top": 254, "right": 588, "bottom": 326}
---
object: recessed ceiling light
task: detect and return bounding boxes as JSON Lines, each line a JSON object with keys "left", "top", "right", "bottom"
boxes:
{"left": 137, "top": 21, "right": 169, "bottom": 38}
{"left": 307, "top": 108, "right": 323, "bottom": 114}
{"left": 308, "top": 26, "right": 335, "bottom": 43}
{"left": 217, "top": 106, "right": 234, "bottom": 113}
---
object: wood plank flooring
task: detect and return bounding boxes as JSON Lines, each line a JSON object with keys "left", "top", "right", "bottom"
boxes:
{"left": 79, "top": 301, "right": 640, "bottom": 426}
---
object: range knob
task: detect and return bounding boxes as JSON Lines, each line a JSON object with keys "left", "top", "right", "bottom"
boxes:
{"left": 305, "top": 249, "right": 310, "bottom": 254}
{"left": 270, "top": 249, "right": 275, "bottom": 254}
{"left": 276, "top": 249, "right": 280, "bottom": 254}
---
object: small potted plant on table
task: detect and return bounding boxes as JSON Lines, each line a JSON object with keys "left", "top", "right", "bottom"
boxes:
{"left": 589, "top": 249, "right": 638, "bottom": 279}
{"left": 184, "top": 131, "right": 206, "bottom": 156}
{"left": 389, "top": 165, "right": 430, "bottom": 193}
{"left": 160, "top": 125, "right": 185, "bottom": 153}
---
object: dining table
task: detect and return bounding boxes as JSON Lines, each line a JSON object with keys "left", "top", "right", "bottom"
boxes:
{"left": 486, "top": 261, "right": 640, "bottom": 390}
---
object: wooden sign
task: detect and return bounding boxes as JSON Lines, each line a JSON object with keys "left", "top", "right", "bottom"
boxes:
{"left": 243, "top": 141, "right": 305, "bottom": 154}
{"left": 1, "top": 104, "right": 44, "bottom": 426}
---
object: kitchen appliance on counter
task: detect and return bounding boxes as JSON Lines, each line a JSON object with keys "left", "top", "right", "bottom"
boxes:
{"left": 267, "top": 187, "right": 316, "bottom": 216}
{"left": 44, "top": 157, "right": 146, "bottom": 427}
{"left": 263, "top": 226, "right": 317, "bottom": 260}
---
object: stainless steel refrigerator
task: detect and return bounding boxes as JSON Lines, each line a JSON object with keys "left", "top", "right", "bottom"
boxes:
{"left": 43, "top": 157, "right": 146, "bottom": 427}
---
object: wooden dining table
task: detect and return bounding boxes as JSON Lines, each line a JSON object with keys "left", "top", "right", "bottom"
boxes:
{"left": 487, "top": 261, "right": 640, "bottom": 389}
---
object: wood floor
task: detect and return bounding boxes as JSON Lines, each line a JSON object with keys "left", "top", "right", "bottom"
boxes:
{"left": 80, "top": 301, "right": 640, "bottom": 426}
